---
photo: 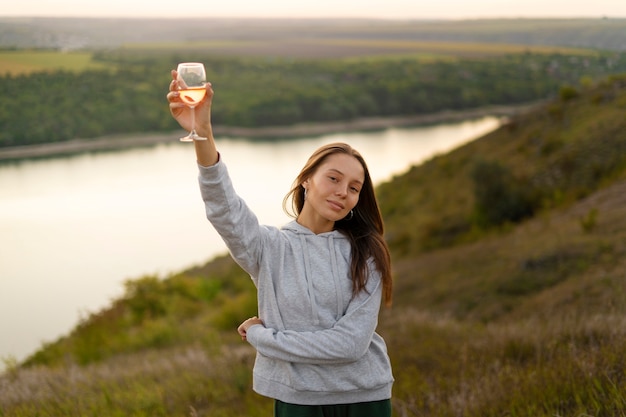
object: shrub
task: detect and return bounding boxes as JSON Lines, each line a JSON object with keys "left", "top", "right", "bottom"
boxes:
{"left": 559, "top": 85, "right": 579, "bottom": 102}
{"left": 580, "top": 207, "right": 599, "bottom": 233}
{"left": 471, "top": 159, "right": 538, "bottom": 228}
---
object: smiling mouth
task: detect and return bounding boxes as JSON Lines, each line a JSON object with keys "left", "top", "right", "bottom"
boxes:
{"left": 328, "top": 200, "right": 345, "bottom": 210}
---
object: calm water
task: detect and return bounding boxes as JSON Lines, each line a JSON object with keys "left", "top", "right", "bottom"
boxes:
{"left": 0, "top": 117, "right": 500, "bottom": 367}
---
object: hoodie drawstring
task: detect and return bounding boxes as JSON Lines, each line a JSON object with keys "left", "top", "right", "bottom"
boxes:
{"left": 299, "top": 232, "right": 344, "bottom": 325}
{"left": 328, "top": 235, "right": 344, "bottom": 320}
{"left": 299, "top": 234, "right": 320, "bottom": 326}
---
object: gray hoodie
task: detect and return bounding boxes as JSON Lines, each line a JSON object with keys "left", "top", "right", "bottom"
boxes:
{"left": 198, "top": 158, "right": 394, "bottom": 405}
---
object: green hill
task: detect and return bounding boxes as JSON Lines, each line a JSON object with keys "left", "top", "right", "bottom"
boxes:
{"left": 2, "top": 75, "right": 626, "bottom": 416}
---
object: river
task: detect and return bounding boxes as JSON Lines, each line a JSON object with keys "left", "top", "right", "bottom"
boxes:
{"left": 0, "top": 116, "right": 500, "bottom": 369}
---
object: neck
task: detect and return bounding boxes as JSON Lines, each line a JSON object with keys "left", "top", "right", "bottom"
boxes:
{"left": 297, "top": 207, "right": 334, "bottom": 234}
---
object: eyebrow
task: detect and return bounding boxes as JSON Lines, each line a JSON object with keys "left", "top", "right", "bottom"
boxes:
{"left": 327, "top": 168, "right": 364, "bottom": 185}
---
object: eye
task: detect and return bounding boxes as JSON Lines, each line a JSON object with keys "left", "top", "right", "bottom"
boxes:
{"left": 328, "top": 176, "right": 338, "bottom": 182}
{"left": 350, "top": 186, "right": 361, "bottom": 193}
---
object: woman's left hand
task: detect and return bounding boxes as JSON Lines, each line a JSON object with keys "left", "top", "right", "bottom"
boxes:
{"left": 237, "top": 316, "right": 264, "bottom": 341}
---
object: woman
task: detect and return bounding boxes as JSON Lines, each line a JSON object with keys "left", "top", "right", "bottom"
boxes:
{"left": 167, "top": 70, "right": 394, "bottom": 417}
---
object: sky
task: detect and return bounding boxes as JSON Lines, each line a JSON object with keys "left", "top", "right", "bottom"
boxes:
{"left": 1, "top": 0, "right": 625, "bottom": 20}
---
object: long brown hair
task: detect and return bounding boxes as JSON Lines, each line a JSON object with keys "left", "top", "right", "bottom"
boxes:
{"left": 283, "top": 143, "right": 392, "bottom": 307}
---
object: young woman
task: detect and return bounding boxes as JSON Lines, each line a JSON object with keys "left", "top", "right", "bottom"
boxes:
{"left": 167, "top": 70, "right": 394, "bottom": 417}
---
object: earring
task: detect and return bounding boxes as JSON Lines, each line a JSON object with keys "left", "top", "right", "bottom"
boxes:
{"left": 345, "top": 210, "right": 354, "bottom": 221}
{"left": 303, "top": 188, "right": 308, "bottom": 200}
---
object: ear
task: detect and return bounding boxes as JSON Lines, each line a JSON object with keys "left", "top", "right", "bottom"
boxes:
{"left": 302, "top": 179, "right": 309, "bottom": 189}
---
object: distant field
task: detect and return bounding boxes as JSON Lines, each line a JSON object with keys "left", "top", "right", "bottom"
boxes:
{"left": 121, "top": 38, "right": 599, "bottom": 59}
{"left": 0, "top": 39, "right": 600, "bottom": 76}
{"left": 0, "top": 51, "right": 110, "bottom": 75}
{"left": 2, "top": 17, "right": 626, "bottom": 53}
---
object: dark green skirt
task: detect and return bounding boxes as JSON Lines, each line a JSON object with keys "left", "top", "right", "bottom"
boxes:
{"left": 274, "top": 399, "right": 392, "bottom": 417}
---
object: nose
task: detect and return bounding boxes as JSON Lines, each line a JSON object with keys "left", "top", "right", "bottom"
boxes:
{"left": 335, "top": 185, "right": 348, "bottom": 197}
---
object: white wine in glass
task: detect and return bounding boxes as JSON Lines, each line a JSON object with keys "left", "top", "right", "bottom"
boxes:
{"left": 177, "top": 62, "right": 207, "bottom": 142}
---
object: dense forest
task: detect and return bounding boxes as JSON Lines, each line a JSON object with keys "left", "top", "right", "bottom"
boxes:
{"left": 2, "top": 49, "right": 626, "bottom": 147}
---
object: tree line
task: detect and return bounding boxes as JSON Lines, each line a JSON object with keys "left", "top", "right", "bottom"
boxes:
{"left": 1, "top": 50, "right": 626, "bottom": 147}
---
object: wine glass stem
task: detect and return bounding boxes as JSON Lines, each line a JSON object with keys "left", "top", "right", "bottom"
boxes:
{"left": 189, "top": 106, "right": 196, "bottom": 134}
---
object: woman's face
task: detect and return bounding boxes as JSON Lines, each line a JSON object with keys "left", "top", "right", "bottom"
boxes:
{"left": 303, "top": 153, "right": 364, "bottom": 225}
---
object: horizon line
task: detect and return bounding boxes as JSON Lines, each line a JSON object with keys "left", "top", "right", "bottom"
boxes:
{"left": 0, "top": 15, "right": 623, "bottom": 21}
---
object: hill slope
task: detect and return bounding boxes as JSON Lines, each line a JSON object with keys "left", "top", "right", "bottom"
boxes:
{"left": 2, "top": 75, "right": 626, "bottom": 416}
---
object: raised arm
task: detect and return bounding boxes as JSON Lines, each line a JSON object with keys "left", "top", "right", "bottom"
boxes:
{"left": 167, "top": 69, "right": 218, "bottom": 167}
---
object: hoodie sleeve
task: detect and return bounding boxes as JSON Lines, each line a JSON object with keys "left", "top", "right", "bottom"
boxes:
{"left": 198, "top": 159, "right": 264, "bottom": 279}
{"left": 245, "top": 266, "right": 383, "bottom": 365}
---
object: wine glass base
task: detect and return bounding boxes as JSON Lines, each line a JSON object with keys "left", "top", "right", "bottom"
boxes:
{"left": 179, "top": 133, "right": 207, "bottom": 142}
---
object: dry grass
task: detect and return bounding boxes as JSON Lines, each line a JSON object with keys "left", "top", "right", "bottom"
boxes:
{"left": 388, "top": 176, "right": 626, "bottom": 322}
{"left": 0, "top": 344, "right": 266, "bottom": 417}
{"left": 382, "top": 309, "right": 626, "bottom": 417}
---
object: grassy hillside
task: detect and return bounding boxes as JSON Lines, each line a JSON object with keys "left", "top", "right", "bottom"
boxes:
{"left": 2, "top": 75, "right": 626, "bottom": 416}
{"left": 379, "top": 75, "right": 626, "bottom": 258}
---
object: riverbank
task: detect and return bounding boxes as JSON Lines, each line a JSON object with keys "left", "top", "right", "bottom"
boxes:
{"left": 0, "top": 103, "right": 537, "bottom": 161}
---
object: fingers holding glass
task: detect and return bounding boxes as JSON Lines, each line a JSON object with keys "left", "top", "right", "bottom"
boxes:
{"left": 176, "top": 62, "right": 207, "bottom": 142}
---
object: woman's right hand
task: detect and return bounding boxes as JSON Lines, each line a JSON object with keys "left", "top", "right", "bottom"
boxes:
{"left": 237, "top": 316, "right": 264, "bottom": 341}
{"left": 167, "top": 70, "right": 214, "bottom": 139}
{"left": 167, "top": 69, "right": 219, "bottom": 166}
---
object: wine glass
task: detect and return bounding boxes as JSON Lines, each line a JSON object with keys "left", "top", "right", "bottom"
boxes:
{"left": 176, "top": 62, "right": 207, "bottom": 142}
